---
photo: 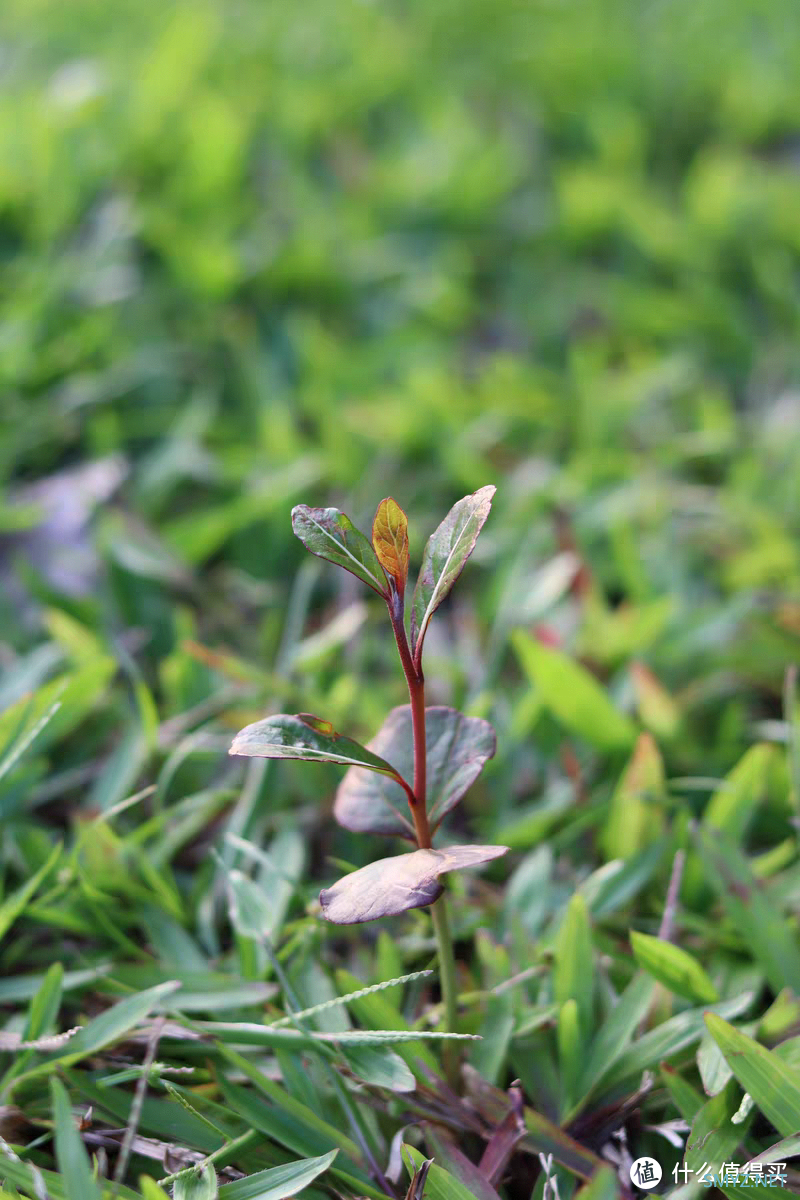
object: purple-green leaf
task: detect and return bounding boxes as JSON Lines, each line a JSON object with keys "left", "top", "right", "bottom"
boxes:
{"left": 292, "top": 504, "right": 388, "bottom": 596}
{"left": 334, "top": 706, "right": 496, "bottom": 839}
{"left": 319, "top": 844, "right": 508, "bottom": 925}
{"left": 411, "top": 486, "right": 495, "bottom": 663}
{"left": 229, "top": 714, "right": 412, "bottom": 794}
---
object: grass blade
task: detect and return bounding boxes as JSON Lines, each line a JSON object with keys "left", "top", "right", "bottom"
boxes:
{"left": 218, "top": 1149, "right": 338, "bottom": 1200}
{"left": 705, "top": 1014, "right": 800, "bottom": 1137}
{"left": 50, "top": 1077, "right": 103, "bottom": 1200}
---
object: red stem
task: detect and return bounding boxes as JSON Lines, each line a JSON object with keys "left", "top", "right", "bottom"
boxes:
{"left": 388, "top": 592, "right": 431, "bottom": 849}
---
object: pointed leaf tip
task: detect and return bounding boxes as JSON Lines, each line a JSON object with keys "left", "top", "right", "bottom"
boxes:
{"left": 292, "top": 504, "right": 388, "bottom": 596}
{"left": 411, "top": 485, "right": 496, "bottom": 662}
{"left": 319, "top": 844, "right": 508, "bottom": 924}
{"left": 372, "top": 497, "right": 410, "bottom": 593}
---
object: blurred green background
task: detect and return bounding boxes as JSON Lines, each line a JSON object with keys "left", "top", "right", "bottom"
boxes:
{"left": 3, "top": 0, "right": 800, "bottom": 767}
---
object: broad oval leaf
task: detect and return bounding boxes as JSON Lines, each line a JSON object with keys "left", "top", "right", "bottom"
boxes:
{"left": 334, "top": 706, "right": 496, "bottom": 839}
{"left": 229, "top": 714, "right": 411, "bottom": 793}
{"left": 372, "top": 497, "right": 410, "bottom": 593}
{"left": 291, "top": 504, "right": 388, "bottom": 596}
{"left": 320, "top": 844, "right": 508, "bottom": 925}
{"left": 411, "top": 485, "right": 495, "bottom": 662}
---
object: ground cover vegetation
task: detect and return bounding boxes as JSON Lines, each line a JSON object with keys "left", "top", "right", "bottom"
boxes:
{"left": 1, "top": 1, "right": 800, "bottom": 1197}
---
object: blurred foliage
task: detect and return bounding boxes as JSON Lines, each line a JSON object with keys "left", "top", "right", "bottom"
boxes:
{"left": 1, "top": 0, "right": 800, "bottom": 1197}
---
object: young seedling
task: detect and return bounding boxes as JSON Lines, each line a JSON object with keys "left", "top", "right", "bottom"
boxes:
{"left": 229, "top": 487, "right": 508, "bottom": 1065}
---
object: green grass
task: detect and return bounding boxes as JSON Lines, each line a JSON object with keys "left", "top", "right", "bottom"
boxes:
{"left": 1, "top": 0, "right": 800, "bottom": 1197}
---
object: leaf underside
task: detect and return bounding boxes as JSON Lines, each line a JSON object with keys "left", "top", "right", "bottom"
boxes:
{"left": 319, "top": 844, "right": 508, "bottom": 925}
{"left": 229, "top": 713, "right": 404, "bottom": 781}
{"left": 292, "top": 504, "right": 388, "bottom": 596}
{"left": 411, "top": 485, "right": 495, "bottom": 661}
{"left": 334, "top": 705, "right": 496, "bottom": 839}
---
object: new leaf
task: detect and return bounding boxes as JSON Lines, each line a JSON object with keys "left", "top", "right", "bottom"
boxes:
{"left": 411, "top": 486, "right": 495, "bottom": 663}
{"left": 372, "top": 497, "right": 410, "bottom": 594}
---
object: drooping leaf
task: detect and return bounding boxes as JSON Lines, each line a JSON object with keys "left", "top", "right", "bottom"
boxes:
{"left": 291, "top": 504, "right": 388, "bottom": 596}
{"left": 229, "top": 714, "right": 411, "bottom": 795}
{"left": 334, "top": 706, "right": 496, "bottom": 838}
{"left": 410, "top": 485, "right": 495, "bottom": 661}
{"left": 704, "top": 1014, "right": 800, "bottom": 1137}
{"left": 512, "top": 632, "right": 636, "bottom": 751}
{"left": 319, "top": 844, "right": 508, "bottom": 925}
{"left": 372, "top": 497, "right": 410, "bottom": 594}
{"left": 630, "top": 930, "right": 718, "bottom": 1004}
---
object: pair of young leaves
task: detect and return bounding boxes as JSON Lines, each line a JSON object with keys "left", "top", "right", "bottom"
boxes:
{"left": 229, "top": 487, "right": 507, "bottom": 924}
{"left": 292, "top": 485, "right": 495, "bottom": 666}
